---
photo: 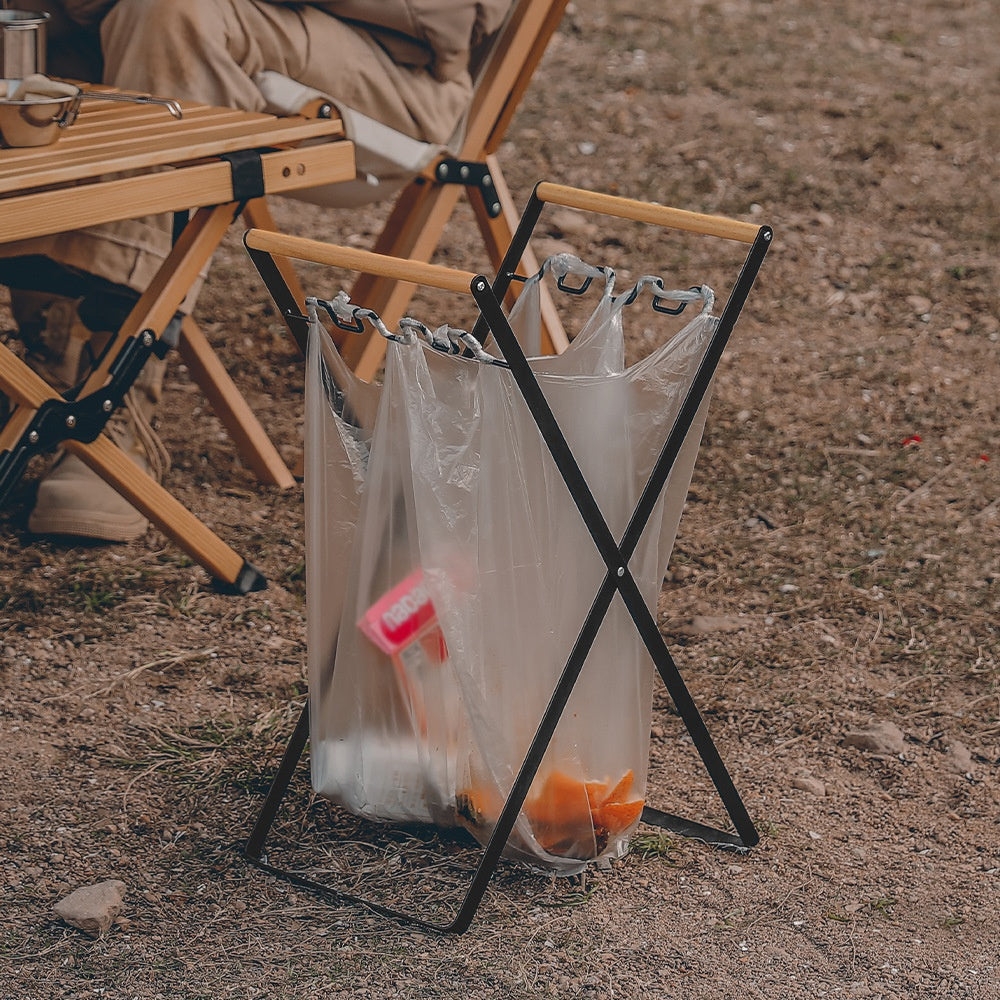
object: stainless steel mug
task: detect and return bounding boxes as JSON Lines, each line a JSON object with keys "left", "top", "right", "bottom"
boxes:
{"left": 0, "top": 9, "right": 50, "bottom": 79}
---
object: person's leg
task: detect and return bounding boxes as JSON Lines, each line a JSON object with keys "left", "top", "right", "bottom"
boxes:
{"left": 291, "top": 6, "right": 473, "bottom": 146}
{"left": 100, "top": 0, "right": 473, "bottom": 144}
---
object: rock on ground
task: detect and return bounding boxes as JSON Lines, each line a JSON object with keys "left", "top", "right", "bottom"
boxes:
{"left": 842, "top": 721, "right": 906, "bottom": 755}
{"left": 52, "top": 880, "right": 127, "bottom": 938}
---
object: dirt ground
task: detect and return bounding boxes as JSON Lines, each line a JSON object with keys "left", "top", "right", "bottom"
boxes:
{"left": 1, "top": 0, "right": 998, "bottom": 997}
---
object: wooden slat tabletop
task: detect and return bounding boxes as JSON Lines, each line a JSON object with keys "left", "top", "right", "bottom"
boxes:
{"left": 0, "top": 93, "right": 346, "bottom": 196}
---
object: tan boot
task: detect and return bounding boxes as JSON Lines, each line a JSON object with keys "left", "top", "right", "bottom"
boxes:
{"left": 11, "top": 290, "right": 92, "bottom": 393}
{"left": 28, "top": 323, "right": 170, "bottom": 543}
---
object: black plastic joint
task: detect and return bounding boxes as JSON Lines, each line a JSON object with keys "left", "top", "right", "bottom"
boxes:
{"left": 212, "top": 560, "right": 268, "bottom": 595}
{"left": 221, "top": 150, "right": 267, "bottom": 202}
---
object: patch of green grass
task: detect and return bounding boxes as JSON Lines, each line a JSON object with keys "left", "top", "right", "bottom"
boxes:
{"left": 868, "top": 895, "right": 897, "bottom": 917}
{"left": 69, "top": 578, "right": 122, "bottom": 614}
{"left": 629, "top": 830, "right": 677, "bottom": 862}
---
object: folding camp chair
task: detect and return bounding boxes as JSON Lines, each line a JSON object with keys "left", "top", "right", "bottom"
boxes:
{"left": 1, "top": 1, "right": 566, "bottom": 588}
{"left": 249, "top": 0, "right": 571, "bottom": 381}
{"left": 157, "top": 0, "right": 569, "bottom": 497}
{"left": 239, "top": 182, "right": 772, "bottom": 934}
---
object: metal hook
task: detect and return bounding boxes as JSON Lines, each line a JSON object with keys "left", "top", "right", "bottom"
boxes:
{"left": 650, "top": 289, "right": 691, "bottom": 316}
{"left": 555, "top": 272, "right": 596, "bottom": 296}
{"left": 318, "top": 299, "right": 365, "bottom": 334}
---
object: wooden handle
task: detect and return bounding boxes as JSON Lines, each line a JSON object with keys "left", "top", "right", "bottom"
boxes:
{"left": 535, "top": 182, "right": 762, "bottom": 244}
{"left": 244, "top": 230, "right": 478, "bottom": 294}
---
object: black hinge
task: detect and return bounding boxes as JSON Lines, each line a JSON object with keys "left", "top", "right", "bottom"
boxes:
{"left": 0, "top": 330, "right": 159, "bottom": 505}
{"left": 434, "top": 159, "right": 502, "bottom": 218}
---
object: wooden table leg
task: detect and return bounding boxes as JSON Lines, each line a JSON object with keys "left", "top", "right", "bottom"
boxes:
{"left": 0, "top": 286, "right": 266, "bottom": 593}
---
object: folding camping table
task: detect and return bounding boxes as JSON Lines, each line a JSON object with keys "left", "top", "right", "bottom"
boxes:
{"left": 0, "top": 87, "right": 355, "bottom": 592}
{"left": 240, "top": 182, "right": 773, "bottom": 933}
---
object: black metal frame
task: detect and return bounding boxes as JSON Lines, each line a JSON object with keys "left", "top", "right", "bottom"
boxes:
{"left": 243, "top": 190, "right": 772, "bottom": 934}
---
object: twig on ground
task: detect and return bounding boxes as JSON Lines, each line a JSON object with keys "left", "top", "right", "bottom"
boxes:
{"left": 895, "top": 461, "right": 962, "bottom": 510}
{"left": 88, "top": 647, "right": 218, "bottom": 697}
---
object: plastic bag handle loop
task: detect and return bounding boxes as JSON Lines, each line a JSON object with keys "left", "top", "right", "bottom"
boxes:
{"left": 651, "top": 285, "right": 698, "bottom": 316}
{"left": 508, "top": 253, "right": 615, "bottom": 301}
{"left": 399, "top": 318, "right": 460, "bottom": 354}
{"left": 308, "top": 293, "right": 501, "bottom": 365}
{"left": 314, "top": 294, "right": 365, "bottom": 334}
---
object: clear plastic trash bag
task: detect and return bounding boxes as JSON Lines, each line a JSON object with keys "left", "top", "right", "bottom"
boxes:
{"left": 305, "top": 262, "right": 717, "bottom": 873}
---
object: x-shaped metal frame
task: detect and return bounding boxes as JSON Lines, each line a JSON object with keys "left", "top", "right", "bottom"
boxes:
{"left": 242, "top": 183, "right": 772, "bottom": 934}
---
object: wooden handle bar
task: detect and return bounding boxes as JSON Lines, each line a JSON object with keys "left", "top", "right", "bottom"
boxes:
{"left": 244, "top": 230, "right": 478, "bottom": 294}
{"left": 535, "top": 182, "right": 762, "bottom": 244}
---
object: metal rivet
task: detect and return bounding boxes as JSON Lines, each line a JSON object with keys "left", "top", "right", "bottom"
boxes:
{"left": 482, "top": 175, "right": 493, "bottom": 188}
{"left": 102, "top": 399, "right": 113, "bottom": 412}
{"left": 617, "top": 567, "right": 625, "bottom": 578}
{"left": 141, "top": 331, "right": 154, "bottom": 347}
{"left": 459, "top": 165, "right": 470, "bottom": 179}
{"left": 65, "top": 415, "right": 76, "bottom": 429}
{"left": 28, "top": 430, "right": 39, "bottom": 445}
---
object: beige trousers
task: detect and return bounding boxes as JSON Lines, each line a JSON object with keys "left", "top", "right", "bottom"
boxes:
{"left": 2, "top": 0, "right": 472, "bottom": 298}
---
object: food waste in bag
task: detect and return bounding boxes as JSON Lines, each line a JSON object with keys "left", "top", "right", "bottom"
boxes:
{"left": 457, "top": 768, "right": 645, "bottom": 861}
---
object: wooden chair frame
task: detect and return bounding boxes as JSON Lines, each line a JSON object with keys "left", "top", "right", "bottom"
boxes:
{"left": 325, "top": 0, "right": 572, "bottom": 381}
{"left": 171, "top": 0, "right": 570, "bottom": 489}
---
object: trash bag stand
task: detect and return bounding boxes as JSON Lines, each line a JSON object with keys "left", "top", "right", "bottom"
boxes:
{"left": 242, "top": 181, "right": 772, "bottom": 934}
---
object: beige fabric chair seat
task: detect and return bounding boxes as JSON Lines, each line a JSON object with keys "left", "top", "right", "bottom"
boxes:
{"left": 255, "top": 70, "right": 444, "bottom": 209}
